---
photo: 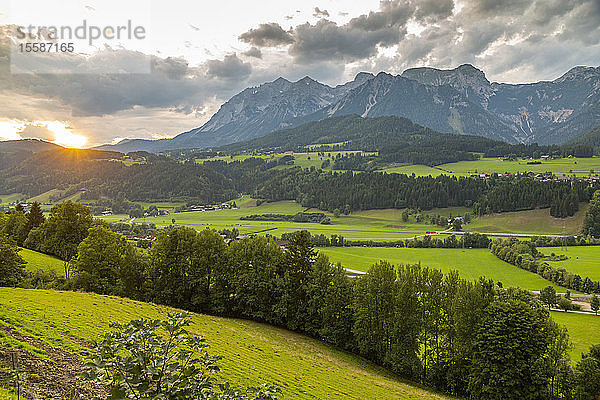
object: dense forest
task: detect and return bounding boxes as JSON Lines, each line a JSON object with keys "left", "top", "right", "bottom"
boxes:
{"left": 256, "top": 168, "right": 597, "bottom": 216}
{"left": 2, "top": 203, "right": 600, "bottom": 399}
{"left": 222, "top": 115, "right": 594, "bottom": 166}
{"left": 1, "top": 148, "right": 597, "bottom": 218}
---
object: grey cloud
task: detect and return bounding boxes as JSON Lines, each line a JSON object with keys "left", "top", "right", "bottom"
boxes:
{"left": 289, "top": 19, "right": 406, "bottom": 63}
{"left": 313, "top": 7, "right": 330, "bottom": 18}
{"left": 239, "top": 1, "right": 414, "bottom": 64}
{"left": 206, "top": 53, "right": 252, "bottom": 80}
{"left": 413, "top": 0, "right": 454, "bottom": 22}
{"left": 238, "top": 23, "right": 294, "bottom": 47}
{"left": 243, "top": 47, "right": 263, "bottom": 59}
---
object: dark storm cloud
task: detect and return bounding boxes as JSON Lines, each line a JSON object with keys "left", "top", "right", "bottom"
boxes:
{"left": 0, "top": 28, "right": 253, "bottom": 118}
{"left": 206, "top": 53, "right": 252, "bottom": 80}
{"left": 239, "top": 0, "right": 599, "bottom": 83}
{"left": 238, "top": 23, "right": 294, "bottom": 47}
{"left": 289, "top": 19, "right": 406, "bottom": 63}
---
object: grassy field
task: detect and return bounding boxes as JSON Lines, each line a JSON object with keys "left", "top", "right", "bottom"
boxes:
{"left": 0, "top": 193, "right": 25, "bottom": 204}
{"left": 551, "top": 311, "right": 600, "bottom": 360}
{"left": 437, "top": 157, "right": 600, "bottom": 177}
{"left": 0, "top": 288, "right": 451, "bottom": 400}
{"left": 538, "top": 246, "right": 600, "bottom": 281}
{"left": 101, "top": 199, "right": 443, "bottom": 241}
{"left": 196, "top": 151, "right": 376, "bottom": 171}
{"left": 18, "top": 248, "right": 64, "bottom": 275}
{"left": 467, "top": 205, "right": 588, "bottom": 235}
{"left": 318, "top": 247, "right": 562, "bottom": 290}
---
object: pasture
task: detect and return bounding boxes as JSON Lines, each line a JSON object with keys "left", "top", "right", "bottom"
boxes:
{"left": 551, "top": 311, "right": 600, "bottom": 360}
{"left": 102, "top": 199, "right": 443, "bottom": 241}
{"left": 318, "top": 247, "right": 562, "bottom": 291}
{"left": 437, "top": 157, "right": 600, "bottom": 177}
{"left": 538, "top": 246, "right": 600, "bottom": 281}
{"left": 467, "top": 205, "right": 588, "bottom": 235}
{"left": 19, "top": 248, "right": 64, "bottom": 275}
{"left": 0, "top": 288, "right": 451, "bottom": 400}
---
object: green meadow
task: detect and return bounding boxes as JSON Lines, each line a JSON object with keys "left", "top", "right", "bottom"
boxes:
{"left": 538, "top": 246, "right": 600, "bottom": 281}
{"left": 101, "top": 198, "right": 442, "bottom": 241}
{"left": 19, "top": 247, "right": 64, "bottom": 275}
{"left": 318, "top": 247, "right": 562, "bottom": 291}
{"left": 437, "top": 157, "right": 600, "bottom": 177}
{"left": 551, "top": 311, "right": 600, "bottom": 360}
{"left": 0, "top": 288, "right": 451, "bottom": 400}
{"left": 467, "top": 205, "right": 589, "bottom": 235}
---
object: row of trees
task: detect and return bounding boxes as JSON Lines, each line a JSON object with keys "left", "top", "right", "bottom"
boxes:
{"left": 295, "top": 231, "right": 492, "bottom": 249}
{"left": 491, "top": 240, "right": 600, "bottom": 294}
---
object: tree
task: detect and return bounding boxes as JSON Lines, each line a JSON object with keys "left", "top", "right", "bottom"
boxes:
{"left": 73, "top": 225, "right": 146, "bottom": 298}
{"left": 451, "top": 218, "right": 462, "bottom": 231}
{"left": 558, "top": 296, "right": 572, "bottom": 312}
{"left": 279, "top": 230, "right": 316, "bottom": 331}
{"left": 36, "top": 201, "right": 95, "bottom": 263}
{"left": 468, "top": 296, "right": 553, "bottom": 400}
{"left": 1, "top": 209, "right": 28, "bottom": 245}
{"left": 0, "top": 235, "right": 26, "bottom": 287}
{"left": 574, "top": 345, "right": 600, "bottom": 400}
{"left": 80, "top": 313, "right": 280, "bottom": 400}
{"left": 24, "top": 201, "right": 45, "bottom": 234}
{"left": 591, "top": 295, "right": 599, "bottom": 315}
{"left": 228, "top": 236, "right": 283, "bottom": 324}
{"left": 583, "top": 190, "right": 600, "bottom": 238}
{"left": 540, "top": 286, "right": 557, "bottom": 310}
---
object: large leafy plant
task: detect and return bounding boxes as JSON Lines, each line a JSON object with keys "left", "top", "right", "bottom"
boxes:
{"left": 80, "top": 312, "right": 280, "bottom": 400}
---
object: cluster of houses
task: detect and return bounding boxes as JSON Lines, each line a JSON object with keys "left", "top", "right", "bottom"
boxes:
{"left": 177, "top": 203, "right": 236, "bottom": 213}
{"left": 469, "top": 171, "right": 600, "bottom": 182}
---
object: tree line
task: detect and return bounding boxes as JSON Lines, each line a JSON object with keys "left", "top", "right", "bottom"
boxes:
{"left": 491, "top": 239, "right": 600, "bottom": 294}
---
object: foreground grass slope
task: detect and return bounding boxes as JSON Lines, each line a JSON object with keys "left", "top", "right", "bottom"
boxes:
{"left": 0, "top": 288, "right": 450, "bottom": 400}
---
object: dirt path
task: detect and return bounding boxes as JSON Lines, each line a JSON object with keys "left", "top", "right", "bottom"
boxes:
{"left": 0, "top": 325, "right": 105, "bottom": 400}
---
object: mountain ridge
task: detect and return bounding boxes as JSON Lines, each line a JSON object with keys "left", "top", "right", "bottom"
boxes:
{"left": 96, "top": 64, "right": 600, "bottom": 152}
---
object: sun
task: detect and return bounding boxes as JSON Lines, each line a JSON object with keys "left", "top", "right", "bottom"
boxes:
{"left": 44, "top": 121, "right": 87, "bottom": 148}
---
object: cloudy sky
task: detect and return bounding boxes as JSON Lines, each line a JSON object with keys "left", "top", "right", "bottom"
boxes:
{"left": 0, "top": 0, "right": 599, "bottom": 147}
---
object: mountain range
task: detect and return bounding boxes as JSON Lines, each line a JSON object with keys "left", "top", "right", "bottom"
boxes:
{"left": 98, "top": 64, "right": 600, "bottom": 152}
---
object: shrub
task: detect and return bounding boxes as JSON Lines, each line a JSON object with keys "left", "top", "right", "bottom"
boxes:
{"left": 80, "top": 312, "right": 280, "bottom": 400}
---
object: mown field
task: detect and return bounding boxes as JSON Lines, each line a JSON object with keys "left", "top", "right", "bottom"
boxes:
{"left": 0, "top": 288, "right": 451, "bottom": 400}
{"left": 467, "top": 205, "right": 589, "bottom": 235}
{"left": 434, "top": 157, "right": 600, "bottom": 177}
{"left": 19, "top": 248, "right": 64, "bottom": 275}
{"left": 195, "top": 151, "right": 376, "bottom": 171}
{"left": 100, "top": 198, "right": 444, "bottom": 241}
{"left": 551, "top": 311, "right": 600, "bottom": 360}
{"left": 318, "top": 247, "right": 562, "bottom": 291}
{"left": 538, "top": 246, "right": 600, "bottom": 281}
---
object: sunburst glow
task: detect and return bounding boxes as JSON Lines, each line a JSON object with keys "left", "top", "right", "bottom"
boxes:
{"left": 0, "top": 119, "right": 87, "bottom": 148}
{"left": 43, "top": 121, "right": 87, "bottom": 148}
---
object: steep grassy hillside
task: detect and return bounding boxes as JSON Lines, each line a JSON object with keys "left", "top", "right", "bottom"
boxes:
{"left": 0, "top": 288, "right": 451, "bottom": 400}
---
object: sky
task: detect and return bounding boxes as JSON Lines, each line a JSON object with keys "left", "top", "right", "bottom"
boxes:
{"left": 0, "top": 0, "right": 599, "bottom": 147}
